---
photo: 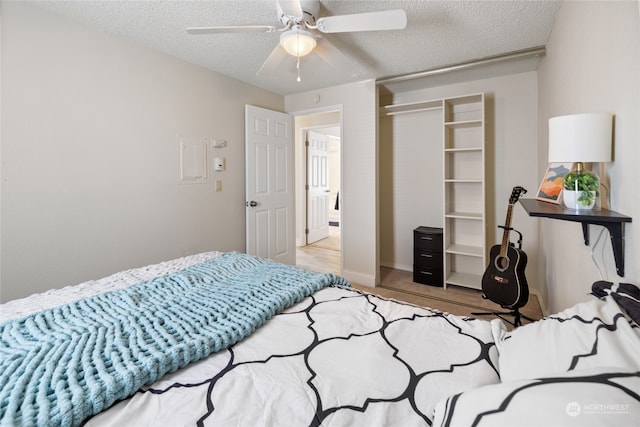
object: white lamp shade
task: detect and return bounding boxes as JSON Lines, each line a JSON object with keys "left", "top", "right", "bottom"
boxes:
{"left": 280, "top": 29, "right": 316, "bottom": 57}
{"left": 548, "top": 113, "right": 612, "bottom": 163}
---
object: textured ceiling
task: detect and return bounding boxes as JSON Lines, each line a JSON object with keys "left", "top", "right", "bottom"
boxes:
{"left": 32, "top": 0, "right": 561, "bottom": 96}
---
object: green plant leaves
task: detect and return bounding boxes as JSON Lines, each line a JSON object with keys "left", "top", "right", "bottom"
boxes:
{"left": 563, "top": 171, "right": 599, "bottom": 206}
{"left": 563, "top": 172, "right": 599, "bottom": 192}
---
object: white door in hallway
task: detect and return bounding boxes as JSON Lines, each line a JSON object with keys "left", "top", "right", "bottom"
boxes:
{"left": 245, "top": 105, "right": 294, "bottom": 265}
{"left": 306, "top": 130, "right": 330, "bottom": 244}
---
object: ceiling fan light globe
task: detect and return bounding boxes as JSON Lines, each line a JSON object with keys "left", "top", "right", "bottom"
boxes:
{"left": 280, "top": 29, "right": 316, "bottom": 57}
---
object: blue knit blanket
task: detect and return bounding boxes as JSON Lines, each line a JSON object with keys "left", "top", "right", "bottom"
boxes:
{"left": 0, "top": 252, "right": 350, "bottom": 427}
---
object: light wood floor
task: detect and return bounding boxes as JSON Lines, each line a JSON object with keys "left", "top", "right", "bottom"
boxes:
{"left": 296, "top": 228, "right": 543, "bottom": 328}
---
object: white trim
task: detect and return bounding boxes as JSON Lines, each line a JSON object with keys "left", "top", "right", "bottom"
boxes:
{"left": 342, "top": 269, "right": 376, "bottom": 287}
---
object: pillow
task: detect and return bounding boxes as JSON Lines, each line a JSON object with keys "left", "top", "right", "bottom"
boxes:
{"left": 432, "top": 368, "right": 640, "bottom": 427}
{"left": 592, "top": 281, "right": 640, "bottom": 325}
{"left": 495, "top": 291, "right": 640, "bottom": 382}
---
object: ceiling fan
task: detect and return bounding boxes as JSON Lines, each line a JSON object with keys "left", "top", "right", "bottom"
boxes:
{"left": 186, "top": 0, "right": 407, "bottom": 81}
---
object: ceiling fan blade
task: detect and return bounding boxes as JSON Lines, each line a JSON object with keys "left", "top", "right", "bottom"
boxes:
{"left": 314, "top": 37, "right": 364, "bottom": 77}
{"left": 257, "top": 44, "right": 288, "bottom": 76}
{"left": 315, "top": 9, "right": 407, "bottom": 33}
{"left": 278, "top": 0, "right": 303, "bottom": 19}
{"left": 187, "top": 25, "right": 276, "bottom": 35}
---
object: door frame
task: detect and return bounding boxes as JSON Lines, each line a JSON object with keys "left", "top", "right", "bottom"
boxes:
{"left": 291, "top": 107, "right": 343, "bottom": 267}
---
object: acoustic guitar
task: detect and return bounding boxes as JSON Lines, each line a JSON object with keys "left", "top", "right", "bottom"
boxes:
{"left": 482, "top": 186, "right": 529, "bottom": 309}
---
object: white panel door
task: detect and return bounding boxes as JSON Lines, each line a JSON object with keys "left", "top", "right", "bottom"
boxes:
{"left": 245, "top": 105, "right": 295, "bottom": 265}
{"left": 306, "top": 130, "right": 330, "bottom": 244}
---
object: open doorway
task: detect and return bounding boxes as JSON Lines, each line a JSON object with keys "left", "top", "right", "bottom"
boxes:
{"left": 294, "top": 111, "right": 342, "bottom": 275}
{"left": 306, "top": 128, "right": 341, "bottom": 248}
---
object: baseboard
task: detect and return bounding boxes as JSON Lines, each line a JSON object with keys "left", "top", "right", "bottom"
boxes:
{"left": 342, "top": 269, "right": 376, "bottom": 287}
{"left": 380, "top": 262, "right": 412, "bottom": 272}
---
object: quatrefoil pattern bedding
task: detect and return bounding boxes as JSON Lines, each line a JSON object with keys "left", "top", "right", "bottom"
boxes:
{"left": 1, "top": 253, "right": 639, "bottom": 426}
{"left": 86, "top": 286, "right": 500, "bottom": 426}
{"left": 434, "top": 281, "right": 640, "bottom": 426}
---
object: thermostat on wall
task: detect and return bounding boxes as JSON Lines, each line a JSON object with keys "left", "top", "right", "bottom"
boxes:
{"left": 214, "top": 157, "right": 225, "bottom": 171}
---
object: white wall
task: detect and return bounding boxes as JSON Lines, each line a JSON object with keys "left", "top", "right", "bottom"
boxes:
{"left": 537, "top": 1, "right": 640, "bottom": 313}
{"left": 286, "top": 81, "right": 379, "bottom": 286}
{"left": 0, "top": 2, "right": 283, "bottom": 302}
{"left": 379, "top": 108, "right": 442, "bottom": 271}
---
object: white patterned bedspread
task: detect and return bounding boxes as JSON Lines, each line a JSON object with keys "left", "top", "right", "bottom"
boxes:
{"left": 433, "top": 282, "right": 640, "bottom": 426}
{"left": 84, "top": 286, "right": 500, "bottom": 426}
{"left": 5, "top": 252, "right": 640, "bottom": 426}
{"left": 1, "top": 252, "right": 500, "bottom": 426}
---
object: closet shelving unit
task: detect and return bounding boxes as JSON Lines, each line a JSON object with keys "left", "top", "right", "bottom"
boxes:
{"left": 442, "top": 94, "right": 486, "bottom": 290}
{"left": 379, "top": 93, "right": 487, "bottom": 290}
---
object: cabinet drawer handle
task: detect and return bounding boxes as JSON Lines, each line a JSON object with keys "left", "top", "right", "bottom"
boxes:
{"left": 420, "top": 254, "right": 433, "bottom": 258}
{"left": 420, "top": 271, "right": 433, "bottom": 275}
{"left": 420, "top": 237, "right": 433, "bottom": 240}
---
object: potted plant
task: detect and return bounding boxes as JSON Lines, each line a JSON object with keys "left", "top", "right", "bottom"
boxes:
{"left": 562, "top": 170, "right": 599, "bottom": 209}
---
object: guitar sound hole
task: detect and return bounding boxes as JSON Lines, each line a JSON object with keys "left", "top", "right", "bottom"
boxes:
{"left": 495, "top": 256, "right": 510, "bottom": 272}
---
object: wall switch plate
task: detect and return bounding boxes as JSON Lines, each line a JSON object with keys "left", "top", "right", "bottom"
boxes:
{"left": 214, "top": 157, "right": 225, "bottom": 171}
{"left": 215, "top": 179, "right": 222, "bottom": 192}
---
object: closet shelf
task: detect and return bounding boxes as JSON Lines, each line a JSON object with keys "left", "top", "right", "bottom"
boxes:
{"left": 444, "top": 179, "right": 483, "bottom": 183}
{"left": 445, "top": 272, "right": 482, "bottom": 290}
{"left": 381, "top": 99, "right": 442, "bottom": 115}
{"left": 445, "top": 244, "right": 484, "bottom": 257}
{"left": 445, "top": 211, "right": 483, "bottom": 220}
{"left": 444, "top": 147, "right": 483, "bottom": 153}
{"left": 444, "top": 119, "right": 483, "bottom": 127}
{"left": 382, "top": 106, "right": 442, "bottom": 116}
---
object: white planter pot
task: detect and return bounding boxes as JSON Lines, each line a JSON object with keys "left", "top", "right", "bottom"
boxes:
{"left": 563, "top": 190, "right": 596, "bottom": 210}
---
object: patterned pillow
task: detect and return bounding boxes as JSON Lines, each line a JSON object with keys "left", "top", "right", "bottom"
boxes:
{"left": 432, "top": 368, "right": 640, "bottom": 427}
{"left": 495, "top": 286, "right": 640, "bottom": 382}
{"left": 592, "top": 281, "right": 640, "bottom": 325}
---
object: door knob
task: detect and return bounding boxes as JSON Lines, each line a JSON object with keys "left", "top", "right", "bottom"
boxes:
{"left": 246, "top": 200, "right": 258, "bottom": 207}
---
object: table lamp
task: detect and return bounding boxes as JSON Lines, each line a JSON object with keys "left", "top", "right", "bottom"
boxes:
{"left": 548, "top": 113, "right": 612, "bottom": 210}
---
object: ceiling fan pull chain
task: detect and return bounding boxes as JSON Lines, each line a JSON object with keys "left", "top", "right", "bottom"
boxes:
{"left": 296, "top": 56, "right": 302, "bottom": 82}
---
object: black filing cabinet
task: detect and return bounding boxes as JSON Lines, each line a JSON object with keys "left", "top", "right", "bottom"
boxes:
{"left": 413, "top": 226, "right": 443, "bottom": 287}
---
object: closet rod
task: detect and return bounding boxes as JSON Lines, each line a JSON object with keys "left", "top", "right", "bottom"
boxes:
{"left": 376, "top": 46, "right": 546, "bottom": 85}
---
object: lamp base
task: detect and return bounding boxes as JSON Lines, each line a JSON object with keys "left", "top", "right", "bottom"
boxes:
{"left": 562, "top": 167, "right": 600, "bottom": 211}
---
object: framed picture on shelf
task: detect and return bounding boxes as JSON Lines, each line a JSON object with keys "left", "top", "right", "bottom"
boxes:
{"left": 536, "top": 163, "right": 574, "bottom": 204}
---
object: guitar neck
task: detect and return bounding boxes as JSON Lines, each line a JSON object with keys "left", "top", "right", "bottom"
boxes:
{"left": 499, "top": 203, "right": 515, "bottom": 257}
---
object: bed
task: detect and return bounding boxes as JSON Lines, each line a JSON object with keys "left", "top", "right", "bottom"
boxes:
{"left": 1, "top": 251, "right": 639, "bottom": 426}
